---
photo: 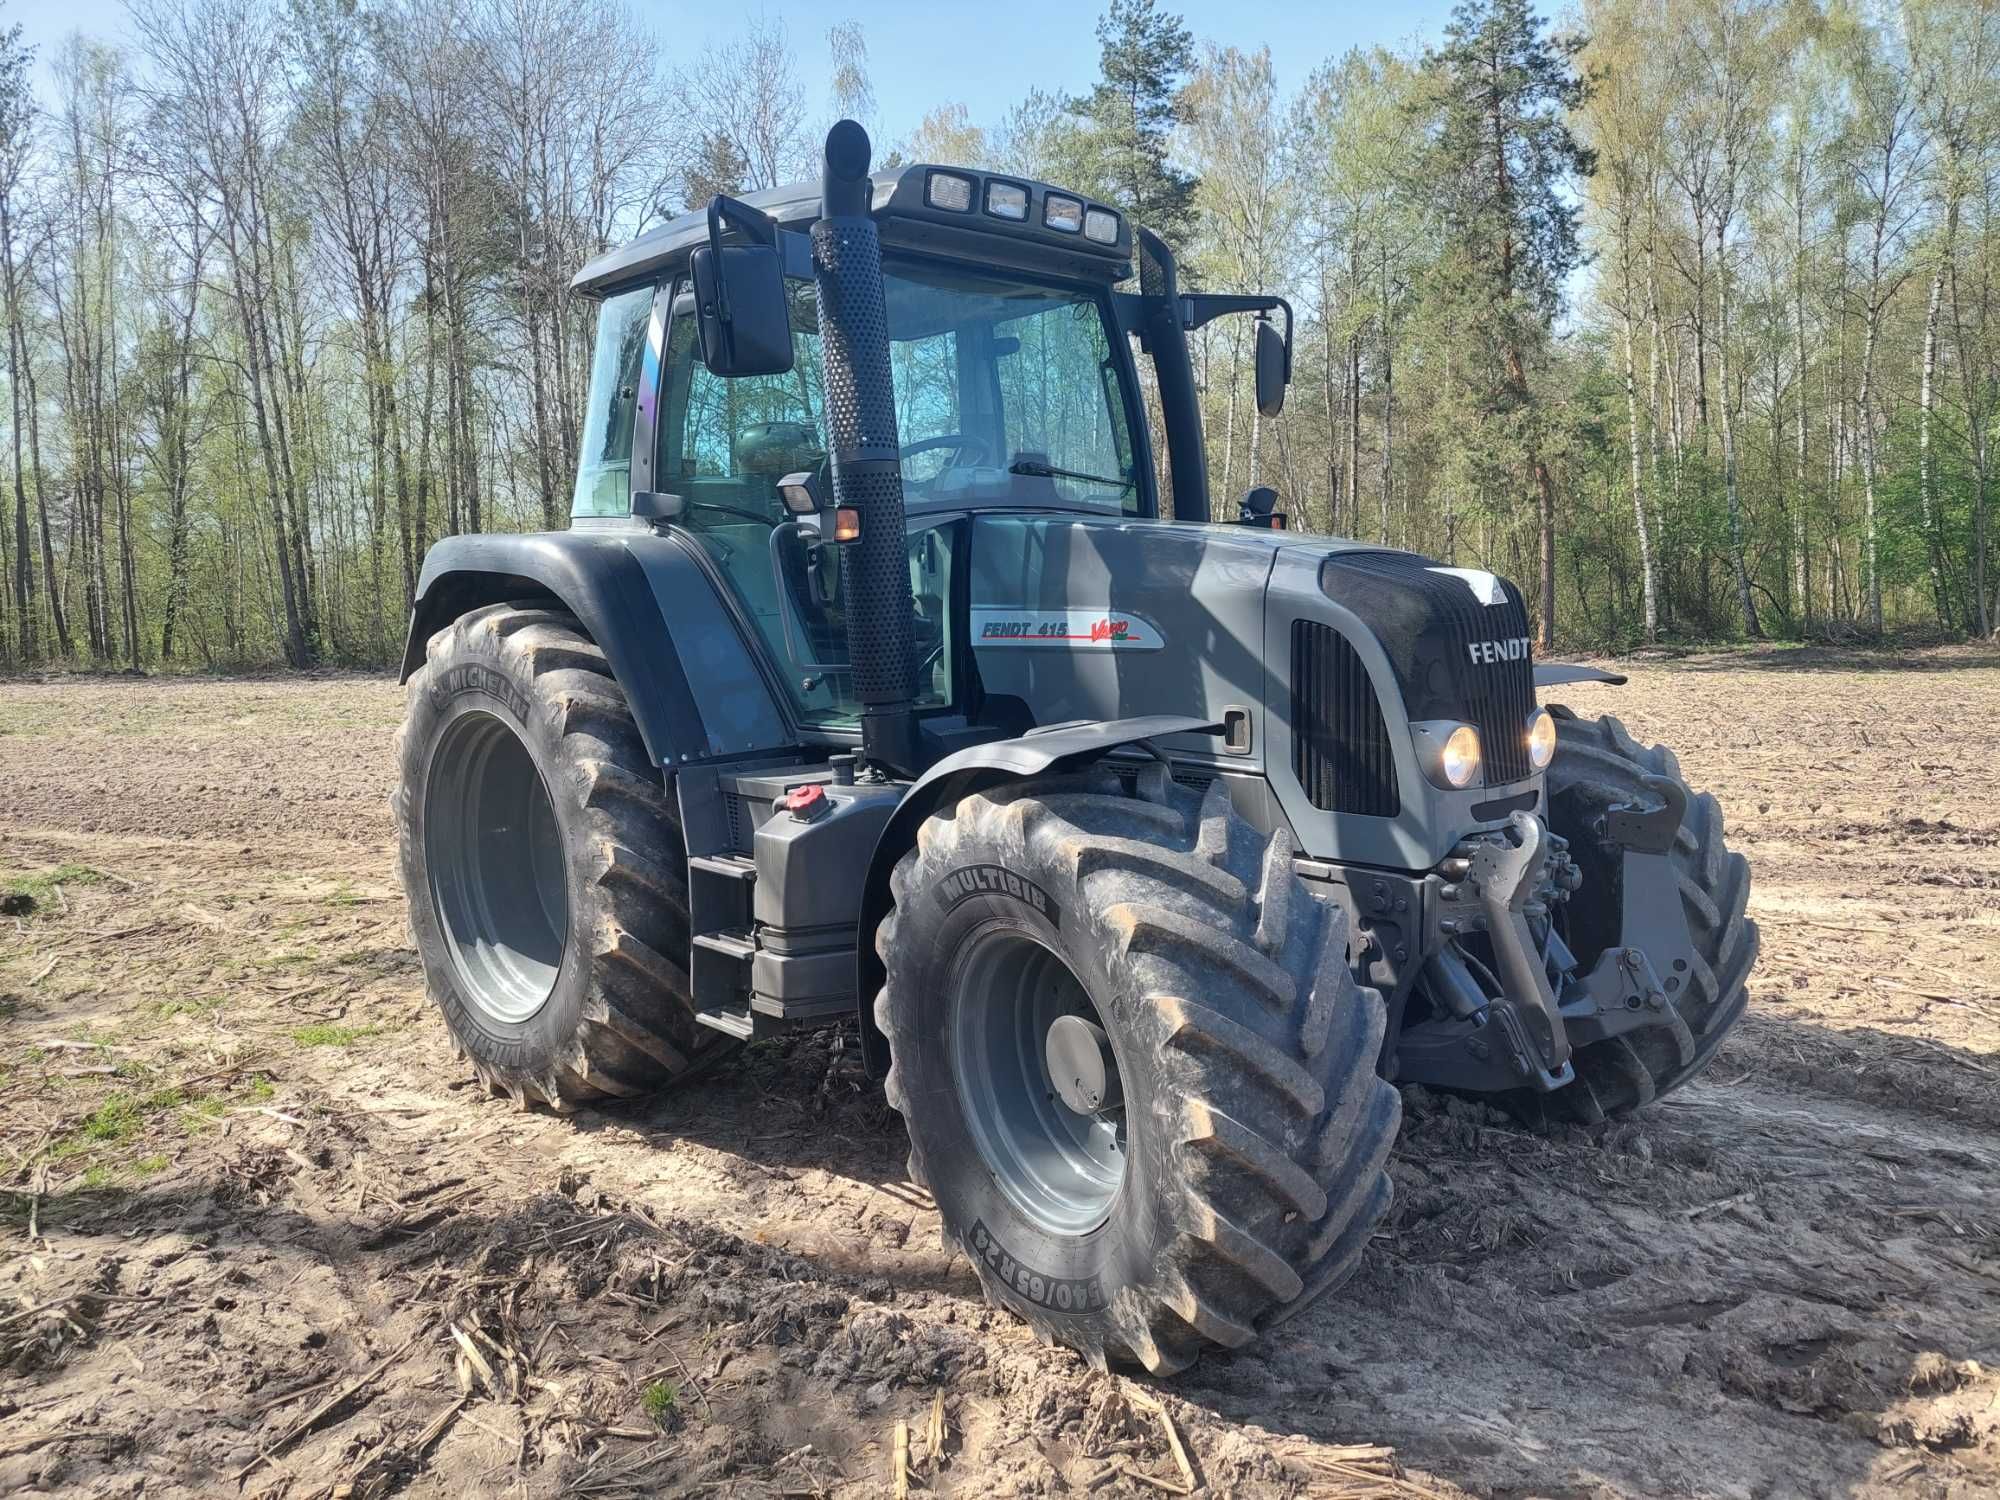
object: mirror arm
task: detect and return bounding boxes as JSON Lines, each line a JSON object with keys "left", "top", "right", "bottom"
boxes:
{"left": 1179, "top": 293, "right": 1294, "bottom": 378}
{"left": 702, "top": 195, "right": 781, "bottom": 330}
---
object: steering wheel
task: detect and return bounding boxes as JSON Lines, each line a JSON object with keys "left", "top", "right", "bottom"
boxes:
{"left": 899, "top": 433, "right": 990, "bottom": 473}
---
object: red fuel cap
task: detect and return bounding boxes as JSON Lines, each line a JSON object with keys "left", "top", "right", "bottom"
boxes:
{"left": 785, "top": 783, "right": 828, "bottom": 820}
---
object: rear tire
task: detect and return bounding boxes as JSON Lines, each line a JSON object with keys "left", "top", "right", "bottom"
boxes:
{"left": 393, "top": 603, "right": 714, "bottom": 1110}
{"left": 874, "top": 765, "right": 1400, "bottom": 1373}
{"left": 1526, "top": 710, "right": 1759, "bottom": 1125}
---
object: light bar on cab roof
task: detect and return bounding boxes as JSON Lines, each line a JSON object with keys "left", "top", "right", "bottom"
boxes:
{"left": 985, "top": 180, "right": 1029, "bottom": 221}
{"left": 1043, "top": 193, "right": 1084, "bottom": 233}
{"left": 926, "top": 171, "right": 974, "bottom": 212}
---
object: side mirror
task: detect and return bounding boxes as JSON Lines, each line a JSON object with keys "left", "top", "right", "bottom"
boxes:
{"left": 632, "top": 490, "right": 686, "bottom": 523}
{"left": 1254, "top": 316, "right": 1287, "bottom": 418}
{"left": 1179, "top": 294, "right": 1293, "bottom": 417}
{"left": 691, "top": 195, "right": 793, "bottom": 376}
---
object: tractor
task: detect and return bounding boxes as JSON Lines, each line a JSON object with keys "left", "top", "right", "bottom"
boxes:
{"left": 392, "top": 122, "right": 1757, "bottom": 1373}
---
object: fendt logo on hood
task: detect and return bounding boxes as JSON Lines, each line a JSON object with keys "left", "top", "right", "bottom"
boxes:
{"left": 1468, "top": 636, "right": 1531, "bottom": 666}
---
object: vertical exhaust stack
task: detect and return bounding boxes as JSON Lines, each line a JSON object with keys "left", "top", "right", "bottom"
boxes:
{"left": 812, "top": 120, "right": 920, "bottom": 778}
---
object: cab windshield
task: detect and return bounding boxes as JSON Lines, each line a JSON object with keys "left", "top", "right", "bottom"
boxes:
{"left": 659, "top": 259, "right": 1142, "bottom": 515}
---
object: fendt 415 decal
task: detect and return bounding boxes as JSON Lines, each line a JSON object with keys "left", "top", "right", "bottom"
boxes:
{"left": 970, "top": 608, "right": 1165, "bottom": 650}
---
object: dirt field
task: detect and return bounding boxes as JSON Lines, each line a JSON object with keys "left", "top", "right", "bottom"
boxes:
{"left": 3, "top": 646, "right": 1997, "bottom": 1499}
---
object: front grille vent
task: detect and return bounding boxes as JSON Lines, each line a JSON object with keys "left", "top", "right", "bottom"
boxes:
{"left": 1291, "top": 621, "right": 1399, "bottom": 817}
{"left": 1466, "top": 652, "right": 1533, "bottom": 785}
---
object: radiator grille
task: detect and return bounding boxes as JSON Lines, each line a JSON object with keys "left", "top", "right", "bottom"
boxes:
{"left": 1465, "top": 648, "right": 1533, "bottom": 785}
{"left": 1291, "top": 620, "right": 1399, "bottom": 817}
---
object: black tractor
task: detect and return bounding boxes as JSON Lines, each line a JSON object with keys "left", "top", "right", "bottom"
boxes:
{"left": 392, "top": 123, "right": 1756, "bottom": 1373}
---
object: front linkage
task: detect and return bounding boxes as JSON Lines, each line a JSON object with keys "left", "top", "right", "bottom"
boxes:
{"left": 1320, "top": 777, "right": 1704, "bottom": 1100}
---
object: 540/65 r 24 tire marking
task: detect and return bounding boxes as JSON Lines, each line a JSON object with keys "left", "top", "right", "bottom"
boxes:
{"left": 970, "top": 1220, "right": 1107, "bottom": 1313}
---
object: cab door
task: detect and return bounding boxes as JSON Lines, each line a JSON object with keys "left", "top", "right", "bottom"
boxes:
{"left": 654, "top": 282, "right": 962, "bottom": 731}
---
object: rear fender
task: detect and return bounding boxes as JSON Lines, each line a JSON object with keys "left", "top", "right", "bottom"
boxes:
{"left": 401, "top": 529, "right": 794, "bottom": 769}
{"left": 855, "top": 714, "right": 1218, "bottom": 1076}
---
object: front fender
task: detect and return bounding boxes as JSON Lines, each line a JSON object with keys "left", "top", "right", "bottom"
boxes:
{"left": 401, "top": 529, "right": 793, "bottom": 769}
{"left": 854, "top": 714, "right": 1219, "bottom": 1075}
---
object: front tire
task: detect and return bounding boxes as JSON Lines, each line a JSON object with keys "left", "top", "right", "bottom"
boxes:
{"left": 874, "top": 766, "right": 1400, "bottom": 1373}
{"left": 1532, "top": 710, "right": 1760, "bottom": 1123}
{"left": 393, "top": 603, "right": 712, "bottom": 1110}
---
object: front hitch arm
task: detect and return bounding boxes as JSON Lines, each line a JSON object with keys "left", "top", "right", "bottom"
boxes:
{"left": 1468, "top": 812, "right": 1572, "bottom": 1081}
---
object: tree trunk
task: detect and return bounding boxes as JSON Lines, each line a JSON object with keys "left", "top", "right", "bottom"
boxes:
{"left": 1792, "top": 142, "right": 1811, "bottom": 637}
{"left": 1859, "top": 201, "right": 1888, "bottom": 635}
{"left": 1919, "top": 249, "right": 1952, "bottom": 631}
{"left": 1377, "top": 246, "right": 1392, "bottom": 546}
{"left": 1345, "top": 330, "right": 1360, "bottom": 539}
{"left": 24, "top": 313, "right": 66, "bottom": 657}
{"left": 1618, "top": 219, "right": 1658, "bottom": 642}
{"left": 1714, "top": 215, "right": 1760, "bottom": 637}
{"left": 2, "top": 198, "right": 31, "bottom": 663}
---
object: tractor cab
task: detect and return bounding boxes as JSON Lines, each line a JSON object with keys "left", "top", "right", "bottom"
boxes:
{"left": 565, "top": 152, "right": 1287, "bottom": 739}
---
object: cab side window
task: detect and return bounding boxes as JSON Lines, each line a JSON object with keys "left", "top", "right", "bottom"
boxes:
{"left": 663, "top": 280, "right": 826, "bottom": 511}
{"left": 889, "top": 329, "right": 961, "bottom": 485}
{"left": 571, "top": 285, "right": 654, "bottom": 518}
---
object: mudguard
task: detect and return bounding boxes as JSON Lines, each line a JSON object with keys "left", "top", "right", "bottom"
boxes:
{"left": 1534, "top": 662, "right": 1628, "bottom": 688}
{"left": 854, "top": 714, "right": 1219, "bottom": 1075}
{"left": 400, "top": 529, "right": 794, "bottom": 770}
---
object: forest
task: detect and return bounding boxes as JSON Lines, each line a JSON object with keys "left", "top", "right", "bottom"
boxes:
{"left": 0, "top": 0, "right": 1994, "bottom": 669}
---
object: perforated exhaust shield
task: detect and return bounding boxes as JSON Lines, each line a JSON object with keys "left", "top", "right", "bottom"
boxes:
{"left": 812, "top": 160, "right": 919, "bottom": 772}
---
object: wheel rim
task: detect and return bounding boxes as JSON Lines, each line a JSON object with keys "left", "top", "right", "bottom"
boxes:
{"left": 949, "top": 928, "right": 1126, "bottom": 1235}
{"left": 425, "top": 711, "right": 569, "bottom": 1024}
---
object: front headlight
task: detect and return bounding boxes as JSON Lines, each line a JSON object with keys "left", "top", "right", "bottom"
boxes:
{"left": 1412, "top": 720, "right": 1483, "bottom": 790}
{"left": 1526, "top": 707, "right": 1557, "bottom": 770}
{"left": 1441, "top": 725, "right": 1483, "bottom": 788}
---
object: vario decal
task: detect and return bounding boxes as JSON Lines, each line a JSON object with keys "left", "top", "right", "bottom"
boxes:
{"left": 970, "top": 607, "right": 1165, "bottom": 651}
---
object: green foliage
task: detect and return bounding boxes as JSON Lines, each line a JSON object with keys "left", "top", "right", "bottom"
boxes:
{"left": 0, "top": 0, "right": 1994, "bottom": 665}
{"left": 81, "top": 1096, "right": 142, "bottom": 1142}
{"left": 641, "top": 1380, "right": 679, "bottom": 1420}
{"left": 153, "top": 995, "right": 225, "bottom": 1020}
{"left": 291, "top": 1023, "right": 378, "bottom": 1048}
{"left": 1424, "top": 0, "right": 1594, "bottom": 355}
{"left": 3, "top": 864, "right": 106, "bottom": 904}
{"left": 1073, "top": 0, "right": 1200, "bottom": 246}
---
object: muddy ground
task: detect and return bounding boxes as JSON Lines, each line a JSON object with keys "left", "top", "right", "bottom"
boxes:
{"left": 1, "top": 645, "right": 1996, "bottom": 1499}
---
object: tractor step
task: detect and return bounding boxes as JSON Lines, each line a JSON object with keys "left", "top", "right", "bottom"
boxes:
{"left": 692, "top": 929, "right": 756, "bottom": 960}
{"left": 694, "top": 1006, "right": 758, "bottom": 1041}
{"left": 688, "top": 853, "right": 757, "bottom": 882}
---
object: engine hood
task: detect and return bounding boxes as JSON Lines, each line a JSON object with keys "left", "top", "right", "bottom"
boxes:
{"left": 964, "top": 513, "right": 1408, "bottom": 755}
{"left": 963, "top": 511, "right": 1540, "bottom": 871}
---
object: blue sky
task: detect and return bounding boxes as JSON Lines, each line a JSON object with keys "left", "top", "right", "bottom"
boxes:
{"left": 3, "top": 0, "right": 1464, "bottom": 139}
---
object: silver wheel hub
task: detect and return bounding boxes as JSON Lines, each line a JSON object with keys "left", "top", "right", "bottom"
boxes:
{"left": 425, "top": 712, "right": 569, "bottom": 1024}
{"left": 949, "top": 929, "right": 1126, "bottom": 1236}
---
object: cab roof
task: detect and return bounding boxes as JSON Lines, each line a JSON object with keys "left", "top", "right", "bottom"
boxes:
{"left": 570, "top": 163, "right": 1136, "bottom": 297}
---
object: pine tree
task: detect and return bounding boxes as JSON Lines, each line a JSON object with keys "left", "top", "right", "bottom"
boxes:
{"left": 1424, "top": 0, "right": 1593, "bottom": 646}
{"left": 1073, "top": 0, "right": 1199, "bottom": 246}
{"left": 684, "top": 129, "right": 749, "bottom": 208}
